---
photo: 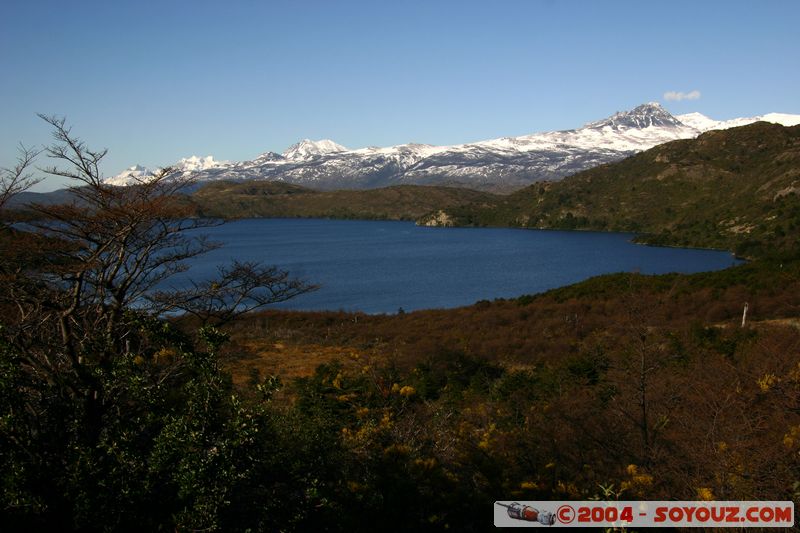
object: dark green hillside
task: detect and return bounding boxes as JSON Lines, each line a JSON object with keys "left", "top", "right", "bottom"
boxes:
{"left": 191, "top": 181, "right": 499, "bottom": 221}
{"left": 424, "top": 122, "right": 800, "bottom": 256}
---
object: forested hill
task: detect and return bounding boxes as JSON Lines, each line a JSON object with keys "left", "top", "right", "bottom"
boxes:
{"left": 190, "top": 181, "right": 498, "bottom": 221}
{"left": 420, "top": 122, "right": 800, "bottom": 257}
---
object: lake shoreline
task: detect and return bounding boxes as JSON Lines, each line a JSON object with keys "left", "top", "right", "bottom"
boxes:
{"left": 180, "top": 218, "right": 742, "bottom": 314}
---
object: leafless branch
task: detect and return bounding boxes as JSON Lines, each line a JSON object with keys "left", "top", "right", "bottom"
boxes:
{"left": 3, "top": 115, "right": 317, "bottom": 385}
{"left": 0, "top": 143, "right": 42, "bottom": 210}
{"left": 150, "top": 260, "right": 318, "bottom": 325}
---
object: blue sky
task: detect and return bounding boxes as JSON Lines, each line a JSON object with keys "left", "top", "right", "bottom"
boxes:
{"left": 1, "top": 0, "right": 798, "bottom": 191}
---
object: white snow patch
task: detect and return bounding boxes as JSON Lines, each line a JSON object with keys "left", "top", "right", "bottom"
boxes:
{"left": 282, "top": 139, "right": 348, "bottom": 160}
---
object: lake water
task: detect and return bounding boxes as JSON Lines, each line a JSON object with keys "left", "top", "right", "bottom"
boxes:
{"left": 174, "top": 218, "right": 741, "bottom": 314}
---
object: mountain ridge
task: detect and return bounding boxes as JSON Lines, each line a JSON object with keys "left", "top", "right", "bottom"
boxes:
{"left": 107, "top": 104, "right": 800, "bottom": 192}
{"left": 417, "top": 121, "right": 800, "bottom": 257}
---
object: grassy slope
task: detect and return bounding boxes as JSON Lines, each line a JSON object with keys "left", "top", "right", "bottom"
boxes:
{"left": 191, "top": 181, "right": 499, "bottom": 221}
{"left": 430, "top": 122, "right": 800, "bottom": 256}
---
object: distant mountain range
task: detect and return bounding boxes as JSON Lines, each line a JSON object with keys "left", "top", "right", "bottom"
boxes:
{"left": 417, "top": 121, "right": 800, "bottom": 257}
{"left": 101, "top": 103, "right": 797, "bottom": 192}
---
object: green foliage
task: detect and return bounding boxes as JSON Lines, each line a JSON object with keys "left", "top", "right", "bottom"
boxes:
{"left": 191, "top": 181, "right": 499, "bottom": 222}
{"left": 0, "top": 317, "right": 362, "bottom": 531}
{"left": 689, "top": 322, "right": 758, "bottom": 359}
{"left": 437, "top": 123, "right": 800, "bottom": 258}
{"left": 566, "top": 345, "right": 610, "bottom": 385}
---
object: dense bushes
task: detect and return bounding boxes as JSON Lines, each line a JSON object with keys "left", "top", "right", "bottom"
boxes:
{"left": 3, "top": 267, "right": 800, "bottom": 530}
{"left": 0, "top": 119, "right": 326, "bottom": 531}
{"left": 217, "top": 265, "right": 800, "bottom": 529}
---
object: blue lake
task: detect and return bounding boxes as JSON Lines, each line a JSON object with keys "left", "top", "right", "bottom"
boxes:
{"left": 174, "top": 218, "right": 741, "bottom": 314}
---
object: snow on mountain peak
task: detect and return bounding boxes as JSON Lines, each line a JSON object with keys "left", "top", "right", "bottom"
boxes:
{"left": 105, "top": 164, "right": 155, "bottom": 186}
{"left": 674, "top": 112, "right": 718, "bottom": 131}
{"left": 173, "top": 155, "right": 225, "bottom": 171}
{"left": 105, "top": 155, "right": 225, "bottom": 186}
{"left": 253, "top": 151, "right": 285, "bottom": 162}
{"left": 585, "top": 102, "right": 685, "bottom": 131}
{"left": 756, "top": 113, "right": 800, "bottom": 127}
{"left": 283, "top": 139, "right": 348, "bottom": 160}
{"left": 104, "top": 103, "right": 800, "bottom": 191}
{"left": 676, "top": 111, "right": 800, "bottom": 132}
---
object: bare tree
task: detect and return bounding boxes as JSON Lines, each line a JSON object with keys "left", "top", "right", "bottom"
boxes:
{"left": 607, "top": 275, "right": 680, "bottom": 468}
{"left": 0, "top": 144, "right": 41, "bottom": 210}
{"left": 0, "top": 115, "right": 317, "bottom": 438}
{"left": 150, "top": 260, "right": 316, "bottom": 325}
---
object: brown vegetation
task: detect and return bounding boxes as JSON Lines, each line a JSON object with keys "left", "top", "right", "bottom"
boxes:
{"left": 212, "top": 260, "right": 800, "bottom": 510}
{"left": 226, "top": 261, "right": 800, "bottom": 375}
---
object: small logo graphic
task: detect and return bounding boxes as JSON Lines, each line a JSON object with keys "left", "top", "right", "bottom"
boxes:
{"left": 556, "top": 504, "right": 575, "bottom": 524}
{"left": 494, "top": 500, "right": 794, "bottom": 528}
{"left": 496, "top": 502, "right": 556, "bottom": 525}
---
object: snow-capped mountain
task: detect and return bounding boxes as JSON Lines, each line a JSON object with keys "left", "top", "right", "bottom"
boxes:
{"left": 679, "top": 112, "right": 800, "bottom": 133}
{"left": 283, "top": 139, "right": 348, "bottom": 160}
{"left": 107, "top": 104, "right": 800, "bottom": 191}
{"left": 109, "top": 164, "right": 153, "bottom": 185}
{"left": 106, "top": 155, "right": 226, "bottom": 186}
